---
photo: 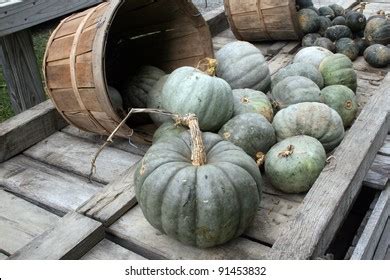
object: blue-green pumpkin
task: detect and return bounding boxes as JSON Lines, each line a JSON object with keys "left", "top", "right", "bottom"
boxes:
{"left": 135, "top": 117, "right": 262, "bottom": 248}
{"left": 146, "top": 75, "right": 171, "bottom": 125}
{"left": 232, "top": 88, "right": 273, "bottom": 122}
{"left": 152, "top": 121, "right": 187, "bottom": 144}
{"left": 272, "top": 102, "right": 345, "bottom": 151}
{"left": 265, "top": 135, "right": 326, "bottom": 193}
{"left": 161, "top": 66, "right": 234, "bottom": 132}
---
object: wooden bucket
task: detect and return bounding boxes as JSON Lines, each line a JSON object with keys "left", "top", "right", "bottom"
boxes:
{"left": 43, "top": 0, "right": 213, "bottom": 141}
{"left": 224, "top": 0, "right": 303, "bottom": 41}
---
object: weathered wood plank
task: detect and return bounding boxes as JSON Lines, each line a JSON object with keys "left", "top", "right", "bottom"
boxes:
{"left": 203, "top": 6, "right": 228, "bottom": 37}
{"left": 24, "top": 131, "right": 142, "bottom": 184}
{"left": 77, "top": 163, "right": 139, "bottom": 227}
{"left": 108, "top": 206, "right": 271, "bottom": 260}
{"left": 270, "top": 74, "right": 390, "bottom": 259}
{"left": 62, "top": 125, "right": 149, "bottom": 157}
{"left": 9, "top": 212, "right": 104, "bottom": 260}
{"left": 0, "top": 0, "right": 103, "bottom": 37}
{"left": 373, "top": 218, "right": 390, "bottom": 260}
{"left": 351, "top": 184, "right": 390, "bottom": 260}
{"left": 81, "top": 239, "right": 146, "bottom": 260}
{"left": 0, "top": 155, "right": 101, "bottom": 216}
{"left": 312, "top": 0, "right": 358, "bottom": 8}
{"left": 378, "top": 135, "right": 390, "bottom": 156}
{"left": 0, "top": 99, "right": 67, "bottom": 163}
{"left": 0, "top": 189, "right": 59, "bottom": 255}
{"left": 363, "top": 154, "right": 390, "bottom": 190}
{"left": 0, "top": 29, "right": 46, "bottom": 113}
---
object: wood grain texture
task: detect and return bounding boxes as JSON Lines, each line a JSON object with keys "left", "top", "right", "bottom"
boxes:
{"left": 0, "top": 99, "right": 67, "bottom": 163}
{"left": 351, "top": 184, "right": 390, "bottom": 260}
{"left": 77, "top": 163, "right": 139, "bottom": 227}
{"left": 373, "top": 218, "right": 390, "bottom": 260}
{"left": 0, "top": 29, "right": 45, "bottom": 113}
{"left": 379, "top": 135, "right": 390, "bottom": 156}
{"left": 24, "top": 131, "right": 142, "bottom": 184}
{"left": 108, "top": 206, "right": 271, "bottom": 260}
{"left": 62, "top": 125, "right": 149, "bottom": 157}
{"left": 270, "top": 74, "right": 390, "bottom": 260}
{"left": 81, "top": 239, "right": 146, "bottom": 260}
{"left": 363, "top": 154, "right": 390, "bottom": 190}
{"left": 0, "top": 0, "right": 103, "bottom": 37}
{"left": 0, "top": 155, "right": 101, "bottom": 216}
{"left": 0, "top": 189, "right": 59, "bottom": 255}
{"left": 9, "top": 212, "right": 104, "bottom": 260}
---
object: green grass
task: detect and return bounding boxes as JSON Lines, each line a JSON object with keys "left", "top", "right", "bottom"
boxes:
{"left": 0, "top": 24, "right": 55, "bottom": 123}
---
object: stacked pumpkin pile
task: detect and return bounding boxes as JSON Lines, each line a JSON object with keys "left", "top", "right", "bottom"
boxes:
{"left": 296, "top": 0, "right": 390, "bottom": 67}
{"left": 114, "top": 39, "right": 359, "bottom": 248}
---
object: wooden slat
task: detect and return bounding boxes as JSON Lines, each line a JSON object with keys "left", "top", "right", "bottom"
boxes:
{"left": 373, "top": 218, "right": 390, "bottom": 260}
{"left": 379, "top": 135, "right": 390, "bottom": 156}
{"left": 270, "top": 74, "right": 390, "bottom": 260}
{"left": 77, "top": 164, "right": 139, "bottom": 227}
{"left": 62, "top": 125, "right": 149, "bottom": 156}
{"left": 108, "top": 206, "right": 271, "bottom": 260}
{"left": 81, "top": 239, "right": 146, "bottom": 260}
{"left": 24, "top": 131, "right": 142, "bottom": 184}
{"left": 9, "top": 212, "right": 104, "bottom": 260}
{"left": 0, "top": 99, "right": 67, "bottom": 163}
{"left": 0, "top": 29, "right": 46, "bottom": 113}
{"left": 351, "top": 184, "right": 390, "bottom": 260}
{"left": 0, "top": 155, "right": 101, "bottom": 216}
{"left": 363, "top": 154, "right": 390, "bottom": 190}
{"left": 0, "top": 189, "right": 59, "bottom": 255}
{"left": 203, "top": 6, "right": 228, "bottom": 37}
{"left": 0, "top": 0, "right": 103, "bottom": 37}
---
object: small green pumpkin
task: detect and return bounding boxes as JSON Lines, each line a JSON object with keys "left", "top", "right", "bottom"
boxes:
{"left": 216, "top": 41, "right": 271, "bottom": 92}
{"left": 135, "top": 116, "right": 262, "bottom": 248}
{"left": 152, "top": 121, "right": 187, "bottom": 144}
{"left": 265, "top": 135, "right": 326, "bottom": 193}
{"left": 232, "top": 89, "right": 273, "bottom": 122}
{"left": 272, "top": 102, "right": 345, "bottom": 151}
{"left": 332, "top": 16, "right": 346, "bottom": 26}
{"left": 293, "top": 46, "right": 333, "bottom": 68}
{"left": 320, "top": 85, "right": 358, "bottom": 127}
{"left": 363, "top": 44, "right": 390, "bottom": 68}
{"left": 271, "top": 76, "right": 321, "bottom": 110}
{"left": 147, "top": 75, "right": 171, "bottom": 125}
{"left": 319, "top": 53, "right": 357, "bottom": 92}
{"left": 346, "top": 11, "right": 366, "bottom": 32}
{"left": 296, "top": 0, "right": 314, "bottom": 10}
{"left": 272, "top": 62, "right": 324, "bottom": 89}
{"left": 325, "top": 25, "right": 352, "bottom": 41}
{"left": 319, "top": 6, "right": 335, "bottom": 19}
{"left": 302, "top": 33, "right": 322, "bottom": 47}
{"left": 318, "top": 16, "right": 332, "bottom": 36}
{"left": 364, "top": 17, "right": 390, "bottom": 45}
{"left": 314, "top": 37, "right": 336, "bottom": 52}
{"left": 161, "top": 65, "right": 234, "bottom": 132}
{"left": 219, "top": 113, "right": 276, "bottom": 160}
{"left": 335, "top": 38, "right": 359, "bottom": 61}
{"left": 298, "top": 9, "right": 321, "bottom": 34}
{"left": 122, "top": 65, "right": 165, "bottom": 109}
{"left": 329, "top": 4, "right": 345, "bottom": 17}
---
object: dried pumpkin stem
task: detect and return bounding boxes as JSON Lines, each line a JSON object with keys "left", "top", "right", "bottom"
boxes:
{"left": 278, "top": 145, "right": 294, "bottom": 158}
{"left": 196, "top": 57, "right": 218, "bottom": 76}
{"left": 174, "top": 114, "right": 206, "bottom": 166}
{"left": 88, "top": 108, "right": 178, "bottom": 181}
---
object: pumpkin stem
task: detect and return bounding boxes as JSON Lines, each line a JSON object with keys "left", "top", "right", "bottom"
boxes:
{"left": 278, "top": 145, "right": 294, "bottom": 158}
{"left": 345, "top": 100, "right": 353, "bottom": 110}
{"left": 175, "top": 114, "right": 207, "bottom": 166}
{"left": 196, "top": 57, "right": 218, "bottom": 76}
{"left": 256, "top": 152, "right": 265, "bottom": 167}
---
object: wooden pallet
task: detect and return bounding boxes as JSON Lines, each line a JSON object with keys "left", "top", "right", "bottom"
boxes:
{"left": 1, "top": 1, "right": 390, "bottom": 260}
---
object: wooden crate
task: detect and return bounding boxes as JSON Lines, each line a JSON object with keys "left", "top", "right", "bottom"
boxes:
{"left": 1, "top": 1, "right": 390, "bottom": 260}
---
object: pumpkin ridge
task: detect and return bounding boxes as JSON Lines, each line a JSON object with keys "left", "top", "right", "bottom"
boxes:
{"left": 222, "top": 53, "right": 264, "bottom": 84}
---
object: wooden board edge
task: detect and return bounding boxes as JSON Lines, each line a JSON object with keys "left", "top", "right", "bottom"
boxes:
{"left": 351, "top": 184, "right": 390, "bottom": 260}
{"left": 0, "top": 99, "right": 67, "bottom": 163}
{"left": 203, "top": 6, "right": 229, "bottom": 37}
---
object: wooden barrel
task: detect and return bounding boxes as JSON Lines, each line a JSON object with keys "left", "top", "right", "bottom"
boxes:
{"left": 43, "top": 0, "right": 213, "bottom": 142}
{"left": 224, "top": 0, "right": 303, "bottom": 41}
